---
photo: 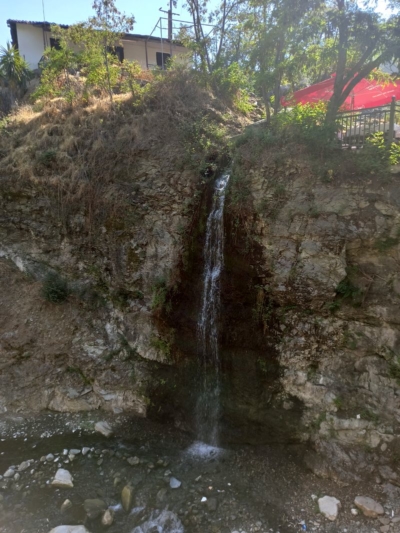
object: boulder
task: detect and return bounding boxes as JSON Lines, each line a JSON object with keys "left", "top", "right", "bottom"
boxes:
{"left": 83, "top": 499, "right": 106, "bottom": 519}
{"left": 94, "top": 421, "right": 113, "bottom": 437}
{"left": 354, "top": 496, "right": 384, "bottom": 517}
{"left": 318, "top": 495, "right": 341, "bottom": 521}
{"left": 51, "top": 469, "right": 74, "bottom": 489}
{"left": 121, "top": 484, "right": 134, "bottom": 512}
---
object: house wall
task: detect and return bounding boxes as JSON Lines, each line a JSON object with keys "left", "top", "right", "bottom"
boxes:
{"left": 17, "top": 24, "right": 47, "bottom": 69}
{"left": 15, "top": 23, "right": 188, "bottom": 71}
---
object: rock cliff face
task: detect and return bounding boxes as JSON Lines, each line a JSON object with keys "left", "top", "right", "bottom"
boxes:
{"left": 227, "top": 144, "right": 400, "bottom": 479}
{"left": 0, "top": 146, "right": 200, "bottom": 415}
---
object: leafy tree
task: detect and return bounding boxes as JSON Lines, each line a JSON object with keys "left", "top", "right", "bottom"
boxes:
{"left": 0, "top": 42, "right": 33, "bottom": 99}
{"left": 323, "top": 0, "right": 400, "bottom": 123}
{"left": 87, "top": 0, "right": 135, "bottom": 103}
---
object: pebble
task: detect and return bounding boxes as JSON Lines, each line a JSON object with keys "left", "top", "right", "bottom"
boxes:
{"left": 170, "top": 477, "right": 182, "bottom": 489}
{"left": 102, "top": 508, "right": 114, "bottom": 526}
{"left": 95, "top": 421, "right": 113, "bottom": 437}
{"left": 127, "top": 456, "right": 140, "bottom": 466}
{"left": 61, "top": 499, "right": 73, "bottom": 512}
{"left": 46, "top": 454, "right": 55, "bottom": 462}
{"left": 18, "top": 461, "right": 31, "bottom": 472}
{"left": 4, "top": 468, "right": 15, "bottom": 478}
{"left": 51, "top": 469, "right": 74, "bottom": 489}
{"left": 121, "top": 484, "right": 134, "bottom": 512}
{"left": 354, "top": 496, "right": 384, "bottom": 517}
{"left": 82, "top": 447, "right": 90, "bottom": 456}
{"left": 318, "top": 496, "right": 341, "bottom": 521}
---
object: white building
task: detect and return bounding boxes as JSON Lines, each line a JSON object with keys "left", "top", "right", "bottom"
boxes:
{"left": 7, "top": 19, "right": 188, "bottom": 71}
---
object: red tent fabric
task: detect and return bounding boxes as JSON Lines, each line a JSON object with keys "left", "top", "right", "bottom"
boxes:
{"left": 282, "top": 76, "right": 400, "bottom": 110}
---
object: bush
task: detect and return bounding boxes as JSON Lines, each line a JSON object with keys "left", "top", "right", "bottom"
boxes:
{"left": 42, "top": 271, "right": 69, "bottom": 303}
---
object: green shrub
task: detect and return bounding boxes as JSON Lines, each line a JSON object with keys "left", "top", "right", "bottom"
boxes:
{"left": 42, "top": 271, "right": 69, "bottom": 303}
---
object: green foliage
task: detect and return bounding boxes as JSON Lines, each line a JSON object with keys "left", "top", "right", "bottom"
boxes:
{"left": 37, "top": 149, "right": 57, "bottom": 167}
{"left": 210, "top": 63, "right": 254, "bottom": 115}
{"left": 333, "top": 396, "right": 344, "bottom": 410}
{"left": 388, "top": 354, "right": 400, "bottom": 385}
{"left": 0, "top": 42, "right": 33, "bottom": 94}
{"left": 150, "top": 336, "right": 171, "bottom": 358}
{"left": 336, "top": 278, "right": 362, "bottom": 303}
{"left": 374, "top": 233, "right": 400, "bottom": 253}
{"left": 42, "top": 271, "right": 69, "bottom": 303}
{"left": 151, "top": 277, "right": 169, "bottom": 312}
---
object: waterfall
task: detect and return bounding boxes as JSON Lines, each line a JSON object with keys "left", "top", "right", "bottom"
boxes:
{"left": 196, "top": 172, "right": 230, "bottom": 446}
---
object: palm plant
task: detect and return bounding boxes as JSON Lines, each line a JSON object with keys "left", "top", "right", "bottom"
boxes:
{"left": 0, "top": 42, "right": 33, "bottom": 97}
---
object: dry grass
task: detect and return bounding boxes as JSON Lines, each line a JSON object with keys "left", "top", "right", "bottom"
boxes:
{"left": 0, "top": 69, "right": 242, "bottom": 241}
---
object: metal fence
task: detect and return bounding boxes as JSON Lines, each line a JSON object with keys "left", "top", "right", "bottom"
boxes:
{"left": 336, "top": 96, "right": 400, "bottom": 148}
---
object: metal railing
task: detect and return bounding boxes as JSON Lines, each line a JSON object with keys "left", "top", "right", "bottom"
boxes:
{"left": 336, "top": 96, "right": 400, "bottom": 148}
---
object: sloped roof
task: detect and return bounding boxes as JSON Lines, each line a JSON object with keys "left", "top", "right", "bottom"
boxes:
{"left": 6, "top": 19, "right": 185, "bottom": 46}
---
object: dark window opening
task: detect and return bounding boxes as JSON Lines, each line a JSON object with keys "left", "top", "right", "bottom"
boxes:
{"left": 156, "top": 52, "right": 171, "bottom": 69}
{"left": 107, "top": 46, "right": 124, "bottom": 62}
{"left": 50, "top": 38, "right": 61, "bottom": 50}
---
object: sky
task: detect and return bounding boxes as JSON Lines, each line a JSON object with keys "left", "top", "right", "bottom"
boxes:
{"left": 0, "top": 0, "right": 193, "bottom": 48}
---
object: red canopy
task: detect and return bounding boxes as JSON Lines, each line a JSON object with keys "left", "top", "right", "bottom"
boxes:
{"left": 282, "top": 76, "right": 400, "bottom": 110}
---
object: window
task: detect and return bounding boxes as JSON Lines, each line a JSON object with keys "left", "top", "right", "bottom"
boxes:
{"left": 50, "top": 38, "right": 61, "bottom": 50}
{"left": 107, "top": 46, "right": 124, "bottom": 62}
{"left": 156, "top": 52, "right": 171, "bottom": 70}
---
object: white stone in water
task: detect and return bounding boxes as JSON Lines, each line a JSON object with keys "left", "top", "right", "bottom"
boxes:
{"left": 48, "top": 527, "right": 90, "bottom": 533}
{"left": 14, "top": 473, "right": 20, "bottom": 481}
{"left": 354, "top": 496, "right": 384, "bottom": 517}
{"left": 4, "top": 468, "right": 15, "bottom": 478}
{"left": 82, "top": 447, "right": 90, "bottom": 456}
{"left": 51, "top": 469, "right": 74, "bottom": 488}
{"left": 170, "top": 477, "right": 181, "bottom": 489}
{"left": 127, "top": 456, "right": 140, "bottom": 466}
{"left": 351, "top": 508, "right": 358, "bottom": 516}
{"left": 62, "top": 449, "right": 69, "bottom": 456}
{"left": 70, "top": 449, "right": 81, "bottom": 455}
{"left": 318, "top": 496, "right": 341, "bottom": 521}
{"left": 101, "top": 508, "right": 114, "bottom": 526}
{"left": 61, "top": 499, "right": 73, "bottom": 512}
{"left": 95, "top": 421, "right": 113, "bottom": 437}
{"left": 46, "top": 454, "right": 55, "bottom": 462}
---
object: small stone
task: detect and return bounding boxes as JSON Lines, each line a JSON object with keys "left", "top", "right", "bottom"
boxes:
{"left": 62, "top": 449, "right": 69, "bottom": 456}
{"left": 170, "top": 477, "right": 181, "bottom": 489}
{"left": 46, "top": 454, "right": 55, "bottom": 462}
{"left": 318, "top": 496, "right": 341, "bottom": 521}
{"left": 354, "top": 496, "right": 384, "bottom": 517}
{"left": 351, "top": 508, "right": 358, "bottom": 516}
{"left": 68, "top": 454, "right": 75, "bottom": 462}
{"left": 392, "top": 516, "right": 400, "bottom": 524}
{"left": 379, "top": 517, "right": 391, "bottom": 525}
{"left": 69, "top": 449, "right": 81, "bottom": 455}
{"left": 127, "top": 456, "right": 140, "bottom": 466}
{"left": 102, "top": 508, "right": 114, "bottom": 527}
{"left": 121, "top": 484, "right": 134, "bottom": 512}
{"left": 18, "top": 461, "right": 31, "bottom": 472}
{"left": 4, "top": 468, "right": 15, "bottom": 478}
{"left": 381, "top": 442, "right": 388, "bottom": 452}
{"left": 51, "top": 469, "right": 74, "bottom": 489}
{"left": 14, "top": 473, "right": 20, "bottom": 481}
{"left": 97, "top": 459, "right": 103, "bottom": 466}
{"left": 83, "top": 499, "right": 106, "bottom": 519}
{"left": 94, "top": 421, "right": 113, "bottom": 437}
{"left": 157, "top": 488, "right": 168, "bottom": 503}
{"left": 82, "top": 447, "right": 90, "bottom": 456}
{"left": 61, "top": 499, "right": 72, "bottom": 512}
{"left": 380, "top": 526, "right": 390, "bottom": 533}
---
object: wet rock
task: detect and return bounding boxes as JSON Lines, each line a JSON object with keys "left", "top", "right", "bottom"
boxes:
{"left": 46, "top": 454, "right": 55, "bottom": 462}
{"left": 102, "top": 508, "right": 114, "bottom": 527}
{"left": 121, "top": 484, "right": 134, "bottom": 512}
{"left": 131, "top": 509, "right": 184, "bottom": 533}
{"left": 51, "top": 469, "right": 74, "bottom": 489}
{"left": 61, "top": 499, "right": 72, "bottom": 512}
{"left": 70, "top": 449, "right": 81, "bottom": 455}
{"left": 18, "top": 461, "right": 31, "bottom": 472}
{"left": 49, "top": 526, "right": 90, "bottom": 533}
{"left": 82, "top": 447, "right": 90, "bottom": 456}
{"left": 4, "top": 468, "right": 15, "bottom": 478}
{"left": 95, "top": 421, "right": 113, "bottom": 437}
{"left": 170, "top": 477, "right": 181, "bottom": 489}
{"left": 157, "top": 488, "right": 168, "bottom": 504}
{"left": 318, "top": 496, "right": 341, "bottom": 521}
{"left": 127, "top": 456, "right": 140, "bottom": 466}
{"left": 83, "top": 498, "right": 106, "bottom": 519}
{"left": 354, "top": 496, "right": 384, "bottom": 517}
{"left": 14, "top": 473, "right": 20, "bottom": 481}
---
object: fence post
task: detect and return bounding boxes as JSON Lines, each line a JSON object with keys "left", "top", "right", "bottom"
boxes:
{"left": 388, "top": 95, "right": 396, "bottom": 146}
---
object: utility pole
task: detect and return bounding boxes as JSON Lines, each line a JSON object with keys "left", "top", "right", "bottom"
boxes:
{"left": 160, "top": 2, "right": 179, "bottom": 57}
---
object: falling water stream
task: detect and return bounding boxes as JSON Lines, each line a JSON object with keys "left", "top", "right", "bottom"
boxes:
{"left": 196, "top": 172, "right": 230, "bottom": 446}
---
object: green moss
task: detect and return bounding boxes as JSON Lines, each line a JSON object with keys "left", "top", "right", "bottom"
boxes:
{"left": 42, "top": 271, "right": 69, "bottom": 303}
